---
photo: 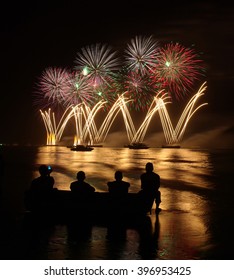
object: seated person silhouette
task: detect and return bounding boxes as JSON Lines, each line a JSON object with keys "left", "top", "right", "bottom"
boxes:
{"left": 30, "top": 164, "right": 55, "bottom": 193}
{"left": 107, "top": 171, "right": 130, "bottom": 199}
{"left": 140, "top": 162, "right": 161, "bottom": 213}
{"left": 70, "top": 171, "right": 95, "bottom": 198}
{"left": 26, "top": 164, "right": 55, "bottom": 210}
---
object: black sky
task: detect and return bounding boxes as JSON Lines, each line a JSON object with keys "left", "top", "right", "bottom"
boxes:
{"left": 1, "top": 0, "right": 234, "bottom": 147}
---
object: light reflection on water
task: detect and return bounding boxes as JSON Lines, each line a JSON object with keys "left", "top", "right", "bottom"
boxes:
{"left": 34, "top": 146, "right": 214, "bottom": 193}
{"left": 4, "top": 146, "right": 233, "bottom": 259}
{"left": 29, "top": 146, "right": 214, "bottom": 259}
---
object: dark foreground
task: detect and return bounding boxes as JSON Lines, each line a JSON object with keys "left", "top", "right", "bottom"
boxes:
{"left": 1, "top": 187, "right": 234, "bottom": 260}
{"left": 0, "top": 146, "right": 234, "bottom": 260}
{"left": 24, "top": 190, "right": 155, "bottom": 220}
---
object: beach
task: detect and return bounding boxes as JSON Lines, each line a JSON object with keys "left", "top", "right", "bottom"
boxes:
{"left": 0, "top": 146, "right": 233, "bottom": 260}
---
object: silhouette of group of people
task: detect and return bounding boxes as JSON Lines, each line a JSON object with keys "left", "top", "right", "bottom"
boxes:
{"left": 29, "top": 162, "right": 161, "bottom": 213}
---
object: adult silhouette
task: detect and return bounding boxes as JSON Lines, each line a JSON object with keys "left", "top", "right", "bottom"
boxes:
{"left": 25, "top": 164, "right": 55, "bottom": 211}
{"left": 70, "top": 171, "right": 95, "bottom": 195}
{"left": 140, "top": 162, "right": 161, "bottom": 213}
{"left": 68, "top": 171, "right": 96, "bottom": 218}
{"left": 107, "top": 171, "right": 130, "bottom": 198}
{"left": 30, "top": 164, "right": 55, "bottom": 192}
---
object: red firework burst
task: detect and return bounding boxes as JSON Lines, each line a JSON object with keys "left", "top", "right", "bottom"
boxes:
{"left": 155, "top": 42, "right": 205, "bottom": 99}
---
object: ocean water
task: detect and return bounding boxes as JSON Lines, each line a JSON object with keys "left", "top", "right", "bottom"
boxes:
{"left": 0, "top": 146, "right": 233, "bottom": 260}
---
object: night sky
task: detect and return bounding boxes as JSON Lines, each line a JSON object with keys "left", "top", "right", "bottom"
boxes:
{"left": 1, "top": 1, "right": 234, "bottom": 147}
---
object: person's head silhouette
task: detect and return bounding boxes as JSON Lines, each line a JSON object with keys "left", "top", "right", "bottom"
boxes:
{"left": 77, "top": 171, "right": 86, "bottom": 181}
{"left": 145, "top": 162, "right": 154, "bottom": 172}
{"left": 39, "top": 165, "right": 49, "bottom": 177}
{"left": 115, "top": 171, "right": 123, "bottom": 181}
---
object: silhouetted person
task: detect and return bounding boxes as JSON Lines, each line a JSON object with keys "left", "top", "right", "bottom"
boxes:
{"left": 30, "top": 164, "right": 54, "bottom": 192}
{"left": 25, "top": 165, "right": 55, "bottom": 211}
{"left": 106, "top": 171, "right": 130, "bottom": 217}
{"left": 70, "top": 171, "right": 95, "bottom": 195}
{"left": 107, "top": 171, "right": 130, "bottom": 198}
{"left": 140, "top": 162, "right": 161, "bottom": 213}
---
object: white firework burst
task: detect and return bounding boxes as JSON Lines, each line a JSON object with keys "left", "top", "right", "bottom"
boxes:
{"left": 124, "top": 35, "right": 160, "bottom": 75}
{"left": 74, "top": 43, "right": 120, "bottom": 87}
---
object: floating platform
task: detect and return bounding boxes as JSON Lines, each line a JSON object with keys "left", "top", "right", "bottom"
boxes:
{"left": 70, "top": 145, "right": 94, "bottom": 151}
{"left": 125, "top": 142, "right": 149, "bottom": 149}
{"left": 161, "top": 144, "right": 181, "bottom": 149}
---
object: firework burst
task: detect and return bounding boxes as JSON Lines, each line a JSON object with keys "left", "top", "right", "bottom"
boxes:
{"left": 112, "top": 66, "right": 160, "bottom": 111}
{"left": 64, "top": 71, "right": 97, "bottom": 106}
{"left": 91, "top": 80, "right": 118, "bottom": 109}
{"left": 74, "top": 43, "right": 120, "bottom": 87}
{"left": 34, "top": 36, "right": 206, "bottom": 113}
{"left": 124, "top": 35, "right": 160, "bottom": 75}
{"left": 155, "top": 42, "right": 205, "bottom": 99}
{"left": 122, "top": 70, "right": 158, "bottom": 110}
{"left": 34, "top": 67, "right": 70, "bottom": 108}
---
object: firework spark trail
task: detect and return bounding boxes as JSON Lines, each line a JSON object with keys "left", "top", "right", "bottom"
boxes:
{"left": 40, "top": 105, "right": 75, "bottom": 145}
{"left": 158, "top": 100, "right": 178, "bottom": 144}
{"left": 81, "top": 100, "right": 107, "bottom": 144}
{"left": 119, "top": 95, "right": 137, "bottom": 142}
{"left": 131, "top": 91, "right": 171, "bottom": 143}
{"left": 72, "top": 94, "right": 135, "bottom": 144}
{"left": 40, "top": 83, "right": 207, "bottom": 145}
{"left": 68, "top": 99, "right": 107, "bottom": 145}
{"left": 175, "top": 82, "right": 208, "bottom": 142}
{"left": 71, "top": 104, "right": 85, "bottom": 145}
{"left": 94, "top": 94, "right": 130, "bottom": 143}
{"left": 40, "top": 109, "right": 55, "bottom": 145}
{"left": 158, "top": 82, "right": 208, "bottom": 144}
